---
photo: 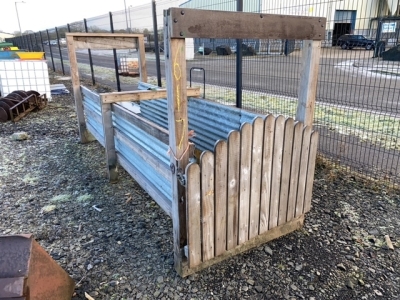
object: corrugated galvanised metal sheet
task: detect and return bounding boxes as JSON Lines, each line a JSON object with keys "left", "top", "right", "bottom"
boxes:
{"left": 81, "top": 86, "right": 105, "bottom": 146}
{"left": 137, "top": 82, "right": 262, "bottom": 151}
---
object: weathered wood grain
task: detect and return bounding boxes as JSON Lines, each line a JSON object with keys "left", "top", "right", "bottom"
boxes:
{"left": 269, "top": 115, "right": 285, "bottom": 229}
{"left": 278, "top": 118, "right": 295, "bottom": 225}
{"left": 259, "top": 115, "right": 275, "bottom": 234}
{"left": 286, "top": 122, "right": 303, "bottom": 222}
{"left": 214, "top": 140, "right": 228, "bottom": 256}
{"left": 227, "top": 130, "right": 240, "bottom": 249}
{"left": 296, "top": 40, "right": 321, "bottom": 127}
{"left": 201, "top": 151, "right": 215, "bottom": 262}
{"left": 295, "top": 126, "right": 312, "bottom": 217}
{"left": 249, "top": 117, "right": 264, "bottom": 239}
{"left": 186, "top": 163, "right": 202, "bottom": 268}
{"left": 303, "top": 131, "right": 319, "bottom": 213}
{"left": 238, "top": 123, "right": 252, "bottom": 244}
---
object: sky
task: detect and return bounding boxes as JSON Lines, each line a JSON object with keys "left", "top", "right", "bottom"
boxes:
{"left": 0, "top": 0, "right": 184, "bottom": 34}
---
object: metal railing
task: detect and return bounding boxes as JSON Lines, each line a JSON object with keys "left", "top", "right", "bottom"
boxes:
{"left": 6, "top": 0, "right": 400, "bottom": 187}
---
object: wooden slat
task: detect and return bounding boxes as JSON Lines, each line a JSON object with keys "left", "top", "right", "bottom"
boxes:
{"left": 286, "top": 122, "right": 303, "bottom": 222}
{"left": 227, "top": 130, "right": 240, "bottom": 250}
{"left": 186, "top": 163, "right": 202, "bottom": 268}
{"left": 214, "top": 140, "right": 228, "bottom": 256}
{"left": 101, "top": 99, "right": 118, "bottom": 183}
{"left": 165, "top": 31, "right": 189, "bottom": 272}
{"left": 113, "top": 104, "right": 169, "bottom": 145}
{"left": 238, "top": 123, "right": 252, "bottom": 245}
{"left": 295, "top": 126, "right": 312, "bottom": 217}
{"left": 303, "top": 131, "right": 319, "bottom": 213}
{"left": 72, "top": 36, "right": 138, "bottom": 50}
{"left": 114, "top": 129, "right": 170, "bottom": 180}
{"left": 259, "top": 115, "right": 275, "bottom": 234}
{"left": 101, "top": 87, "right": 200, "bottom": 104}
{"left": 181, "top": 215, "right": 305, "bottom": 277}
{"left": 138, "top": 36, "right": 148, "bottom": 83}
{"left": 269, "top": 115, "right": 285, "bottom": 230}
{"left": 67, "top": 32, "right": 144, "bottom": 38}
{"left": 249, "top": 117, "right": 264, "bottom": 239}
{"left": 67, "top": 35, "right": 91, "bottom": 143}
{"left": 278, "top": 118, "right": 295, "bottom": 226}
{"left": 201, "top": 151, "right": 215, "bottom": 262}
{"left": 168, "top": 8, "right": 326, "bottom": 40}
{"left": 296, "top": 40, "right": 321, "bottom": 127}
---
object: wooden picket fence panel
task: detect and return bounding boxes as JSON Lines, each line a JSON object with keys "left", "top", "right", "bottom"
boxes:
{"left": 186, "top": 115, "right": 319, "bottom": 268}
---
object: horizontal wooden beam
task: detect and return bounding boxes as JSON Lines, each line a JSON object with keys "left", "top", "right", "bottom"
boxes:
{"left": 167, "top": 8, "right": 326, "bottom": 40}
{"left": 101, "top": 87, "right": 201, "bottom": 104}
{"left": 180, "top": 215, "right": 305, "bottom": 277}
{"left": 66, "top": 32, "right": 144, "bottom": 38}
{"left": 72, "top": 36, "right": 138, "bottom": 50}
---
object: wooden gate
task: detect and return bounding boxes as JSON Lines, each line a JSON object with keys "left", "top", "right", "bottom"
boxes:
{"left": 185, "top": 115, "right": 318, "bottom": 270}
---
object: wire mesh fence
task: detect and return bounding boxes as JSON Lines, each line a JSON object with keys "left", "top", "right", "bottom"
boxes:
{"left": 6, "top": 0, "right": 400, "bottom": 187}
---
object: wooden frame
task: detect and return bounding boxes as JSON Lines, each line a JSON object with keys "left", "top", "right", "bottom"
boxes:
{"left": 164, "top": 8, "right": 324, "bottom": 276}
{"left": 66, "top": 33, "right": 148, "bottom": 143}
{"left": 68, "top": 9, "right": 324, "bottom": 278}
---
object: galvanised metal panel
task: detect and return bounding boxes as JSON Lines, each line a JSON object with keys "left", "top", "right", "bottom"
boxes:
{"left": 115, "top": 137, "right": 172, "bottom": 199}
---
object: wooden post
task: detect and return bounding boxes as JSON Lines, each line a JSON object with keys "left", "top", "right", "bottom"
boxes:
{"left": 138, "top": 36, "right": 148, "bottom": 83}
{"left": 164, "top": 11, "right": 189, "bottom": 275}
{"left": 100, "top": 95, "right": 118, "bottom": 183}
{"left": 66, "top": 34, "right": 94, "bottom": 143}
{"left": 295, "top": 40, "right": 321, "bottom": 127}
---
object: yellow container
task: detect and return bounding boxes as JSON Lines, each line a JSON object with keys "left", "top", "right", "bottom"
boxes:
{"left": 10, "top": 47, "right": 19, "bottom": 50}
{"left": 16, "top": 52, "right": 44, "bottom": 60}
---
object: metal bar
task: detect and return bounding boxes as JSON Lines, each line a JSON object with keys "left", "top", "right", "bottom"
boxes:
{"left": 167, "top": 8, "right": 326, "bottom": 40}
{"left": 236, "top": 0, "right": 243, "bottom": 108}
{"left": 28, "top": 34, "right": 35, "bottom": 52}
{"left": 33, "top": 32, "right": 39, "bottom": 51}
{"left": 109, "top": 12, "right": 122, "bottom": 92}
{"left": 189, "top": 67, "right": 206, "bottom": 98}
{"left": 84, "top": 19, "right": 96, "bottom": 85}
{"left": 46, "top": 29, "right": 55, "bottom": 72}
{"left": 39, "top": 31, "right": 46, "bottom": 59}
{"left": 55, "top": 27, "right": 65, "bottom": 75}
{"left": 152, "top": 0, "right": 162, "bottom": 87}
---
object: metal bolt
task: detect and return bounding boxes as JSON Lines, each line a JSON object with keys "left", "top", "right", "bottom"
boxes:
{"left": 170, "top": 163, "right": 175, "bottom": 174}
{"left": 260, "top": 14, "right": 264, "bottom": 18}
{"left": 174, "top": 18, "right": 178, "bottom": 23}
{"left": 180, "top": 32, "right": 184, "bottom": 36}
{"left": 181, "top": 10, "right": 185, "bottom": 15}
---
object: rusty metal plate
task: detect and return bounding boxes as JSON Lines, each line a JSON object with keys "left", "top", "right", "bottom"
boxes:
{"left": 0, "top": 277, "right": 26, "bottom": 298}
{"left": 167, "top": 8, "right": 326, "bottom": 40}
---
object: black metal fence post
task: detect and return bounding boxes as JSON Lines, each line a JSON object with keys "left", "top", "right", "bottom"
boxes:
{"left": 29, "top": 34, "right": 34, "bottom": 51}
{"left": 46, "top": 29, "right": 56, "bottom": 72}
{"left": 39, "top": 31, "right": 46, "bottom": 59}
{"left": 236, "top": 0, "right": 243, "bottom": 108}
{"left": 152, "top": 0, "right": 162, "bottom": 87}
{"left": 84, "top": 19, "right": 96, "bottom": 85}
{"left": 55, "top": 27, "right": 65, "bottom": 75}
{"left": 110, "top": 12, "right": 122, "bottom": 92}
{"left": 33, "top": 32, "right": 39, "bottom": 51}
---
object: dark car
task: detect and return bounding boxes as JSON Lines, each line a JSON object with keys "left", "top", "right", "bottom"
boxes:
{"left": 337, "top": 34, "right": 375, "bottom": 50}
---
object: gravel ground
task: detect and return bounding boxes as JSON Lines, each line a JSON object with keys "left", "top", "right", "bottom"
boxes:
{"left": 1, "top": 72, "right": 400, "bottom": 300}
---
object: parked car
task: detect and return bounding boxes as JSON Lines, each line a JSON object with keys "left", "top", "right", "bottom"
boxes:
{"left": 337, "top": 34, "right": 375, "bottom": 50}
{"left": 49, "top": 40, "right": 58, "bottom": 45}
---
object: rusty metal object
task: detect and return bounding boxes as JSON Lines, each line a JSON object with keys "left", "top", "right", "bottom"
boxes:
{"left": 0, "top": 90, "right": 48, "bottom": 122}
{"left": 0, "top": 107, "right": 7, "bottom": 122}
{"left": 0, "top": 234, "right": 75, "bottom": 300}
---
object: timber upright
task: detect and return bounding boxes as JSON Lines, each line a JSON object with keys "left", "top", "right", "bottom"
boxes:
{"left": 163, "top": 8, "right": 325, "bottom": 276}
